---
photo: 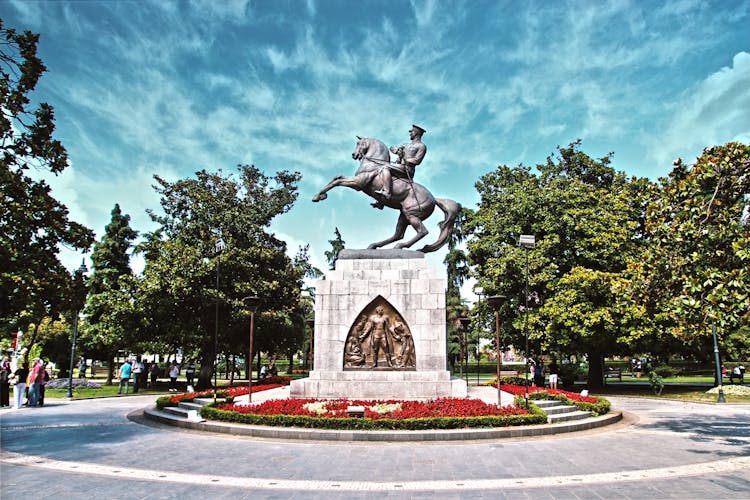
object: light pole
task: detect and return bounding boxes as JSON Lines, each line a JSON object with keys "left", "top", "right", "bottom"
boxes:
{"left": 519, "top": 234, "right": 535, "bottom": 406}
{"left": 473, "top": 286, "right": 484, "bottom": 386}
{"left": 459, "top": 317, "right": 470, "bottom": 383}
{"left": 711, "top": 321, "right": 726, "bottom": 403}
{"left": 487, "top": 295, "right": 505, "bottom": 406}
{"left": 67, "top": 259, "right": 88, "bottom": 399}
{"left": 244, "top": 296, "right": 259, "bottom": 402}
{"left": 213, "top": 237, "right": 225, "bottom": 403}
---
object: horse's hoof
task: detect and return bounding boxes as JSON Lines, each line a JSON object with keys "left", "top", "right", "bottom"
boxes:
{"left": 312, "top": 193, "right": 327, "bottom": 202}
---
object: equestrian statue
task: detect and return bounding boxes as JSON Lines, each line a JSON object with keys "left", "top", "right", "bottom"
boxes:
{"left": 312, "top": 125, "right": 460, "bottom": 253}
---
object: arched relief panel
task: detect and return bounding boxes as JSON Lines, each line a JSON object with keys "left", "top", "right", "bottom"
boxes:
{"left": 343, "top": 295, "right": 415, "bottom": 371}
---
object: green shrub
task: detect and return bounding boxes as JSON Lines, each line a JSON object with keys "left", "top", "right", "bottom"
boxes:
{"left": 199, "top": 405, "right": 547, "bottom": 430}
{"left": 484, "top": 376, "right": 529, "bottom": 387}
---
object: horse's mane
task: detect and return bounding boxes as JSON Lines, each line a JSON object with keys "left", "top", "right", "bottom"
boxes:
{"left": 363, "top": 137, "right": 389, "bottom": 161}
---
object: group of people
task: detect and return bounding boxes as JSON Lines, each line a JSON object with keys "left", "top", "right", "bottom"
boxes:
{"left": 116, "top": 358, "right": 189, "bottom": 394}
{"left": 721, "top": 364, "right": 746, "bottom": 384}
{"left": 530, "top": 359, "right": 560, "bottom": 389}
{"left": 0, "top": 355, "right": 51, "bottom": 409}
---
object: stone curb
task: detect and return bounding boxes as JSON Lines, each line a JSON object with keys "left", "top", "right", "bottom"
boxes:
{"left": 143, "top": 406, "right": 623, "bottom": 442}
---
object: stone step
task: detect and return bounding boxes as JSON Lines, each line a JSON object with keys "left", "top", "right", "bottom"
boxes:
{"left": 547, "top": 410, "right": 591, "bottom": 424}
{"left": 163, "top": 405, "right": 204, "bottom": 422}
{"left": 178, "top": 401, "right": 203, "bottom": 411}
{"left": 193, "top": 397, "right": 223, "bottom": 406}
{"left": 540, "top": 404, "right": 577, "bottom": 415}
{"left": 530, "top": 399, "right": 561, "bottom": 408}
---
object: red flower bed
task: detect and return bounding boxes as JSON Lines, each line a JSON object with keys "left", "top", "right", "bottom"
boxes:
{"left": 168, "top": 384, "right": 284, "bottom": 404}
{"left": 499, "top": 384, "right": 600, "bottom": 404}
{"left": 218, "top": 397, "right": 530, "bottom": 419}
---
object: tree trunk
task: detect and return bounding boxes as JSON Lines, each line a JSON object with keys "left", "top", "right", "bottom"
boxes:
{"left": 287, "top": 349, "right": 294, "bottom": 375}
{"left": 587, "top": 352, "right": 605, "bottom": 391}
{"left": 229, "top": 354, "right": 235, "bottom": 385}
{"left": 197, "top": 353, "right": 214, "bottom": 390}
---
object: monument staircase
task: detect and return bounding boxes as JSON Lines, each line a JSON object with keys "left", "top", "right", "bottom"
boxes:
{"left": 531, "top": 399, "right": 592, "bottom": 424}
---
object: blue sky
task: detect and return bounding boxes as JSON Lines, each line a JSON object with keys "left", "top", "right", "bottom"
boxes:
{"left": 2, "top": 0, "right": 749, "bottom": 288}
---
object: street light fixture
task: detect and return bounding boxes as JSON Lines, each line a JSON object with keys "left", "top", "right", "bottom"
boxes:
{"left": 473, "top": 286, "right": 484, "bottom": 385}
{"left": 244, "top": 295, "right": 259, "bottom": 403}
{"left": 67, "top": 259, "right": 88, "bottom": 399}
{"left": 487, "top": 295, "right": 505, "bottom": 407}
{"left": 213, "top": 237, "right": 225, "bottom": 403}
{"left": 458, "top": 317, "right": 470, "bottom": 384}
{"left": 519, "top": 234, "right": 535, "bottom": 406}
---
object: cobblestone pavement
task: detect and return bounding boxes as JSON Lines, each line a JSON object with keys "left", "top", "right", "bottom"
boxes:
{"left": 1, "top": 395, "right": 748, "bottom": 499}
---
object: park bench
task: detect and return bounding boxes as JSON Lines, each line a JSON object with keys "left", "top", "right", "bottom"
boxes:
{"left": 603, "top": 368, "right": 622, "bottom": 383}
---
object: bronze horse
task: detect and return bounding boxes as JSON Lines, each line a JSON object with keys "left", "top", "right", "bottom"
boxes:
{"left": 312, "top": 137, "right": 460, "bottom": 252}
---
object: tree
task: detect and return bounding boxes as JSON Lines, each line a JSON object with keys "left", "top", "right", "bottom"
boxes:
{"left": 138, "top": 166, "right": 305, "bottom": 389}
{"left": 467, "top": 141, "right": 649, "bottom": 388}
{"left": 324, "top": 227, "right": 345, "bottom": 270}
{"left": 628, "top": 142, "right": 750, "bottom": 363}
{"left": 0, "top": 19, "right": 94, "bottom": 353}
{"left": 80, "top": 204, "right": 138, "bottom": 384}
{"left": 445, "top": 209, "right": 470, "bottom": 371}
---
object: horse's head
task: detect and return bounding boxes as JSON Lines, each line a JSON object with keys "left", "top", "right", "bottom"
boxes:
{"left": 352, "top": 136, "right": 369, "bottom": 161}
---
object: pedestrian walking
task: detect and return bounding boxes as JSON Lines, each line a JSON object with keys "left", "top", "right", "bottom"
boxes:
{"left": 118, "top": 359, "right": 132, "bottom": 394}
{"left": 548, "top": 359, "right": 559, "bottom": 389}
{"left": 27, "top": 358, "right": 45, "bottom": 407}
{"left": 168, "top": 361, "right": 179, "bottom": 392}
{"left": 78, "top": 356, "right": 87, "bottom": 378}
{"left": 39, "top": 362, "right": 50, "bottom": 406}
{"left": 11, "top": 362, "right": 28, "bottom": 409}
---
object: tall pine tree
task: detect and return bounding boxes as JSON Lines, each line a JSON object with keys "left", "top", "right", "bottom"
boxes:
{"left": 81, "top": 204, "right": 138, "bottom": 384}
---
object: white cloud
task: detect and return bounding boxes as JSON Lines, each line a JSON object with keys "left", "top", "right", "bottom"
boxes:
{"left": 649, "top": 51, "right": 750, "bottom": 166}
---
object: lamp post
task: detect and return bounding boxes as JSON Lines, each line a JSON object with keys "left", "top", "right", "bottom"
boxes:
{"left": 67, "top": 259, "right": 88, "bottom": 399}
{"left": 711, "top": 321, "right": 726, "bottom": 403}
{"left": 519, "top": 234, "right": 535, "bottom": 406}
{"left": 458, "top": 317, "right": 470, "bottom": 384}
{"left": 473, "top": 286, "right": 484, "bottom": 386}
{"left": 213, "top": 237, "right": 225, "bottom": 403}
{"left": 487, "top": 295, "right": 505, "bottom": 406}
{"left": 244, "top": 296, "right": 259, "bottom": 403}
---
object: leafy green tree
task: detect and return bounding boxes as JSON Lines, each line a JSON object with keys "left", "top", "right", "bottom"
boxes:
{"left": 138, "top": 166, "right": 305, "bottom": 389}
{"left": 324, "top": 227, "right": 345, "bottom": 270}
{"left": 0, "top": 20, "right": 94, "bottom": 341}
{"left": 467, "top": 141, "right": 649, "bottom": 388}
{"left": 445, "top": 209, "right": 470, "bottom": 371}
{"left": 628, "top": 142, "right": 750, "bottom": 362}
{"left": 80, "top": 204, "right": 138, "bottom": 384}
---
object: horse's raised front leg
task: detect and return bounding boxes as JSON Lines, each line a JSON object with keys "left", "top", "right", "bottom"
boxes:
{"left": 368, "top": 213, "right": 409, "bottom": 249}
{"left": 312, "top": 173, "right": 372, "bottom": 202}
{"left": 394, "top": 213, "right": 429, "bottom": 249}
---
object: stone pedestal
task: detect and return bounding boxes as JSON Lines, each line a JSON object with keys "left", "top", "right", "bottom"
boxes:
{"left": 290, "top": 249, "right": 467, "bottom": 400}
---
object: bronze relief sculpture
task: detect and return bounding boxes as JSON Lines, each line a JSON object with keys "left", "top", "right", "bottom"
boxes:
{"left": 343, "top": 297, "right": 416, "bottom": 370}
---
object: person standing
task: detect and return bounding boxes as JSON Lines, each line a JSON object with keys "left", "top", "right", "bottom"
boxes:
{"left": 131, "top": 358, "right": 144, "bottom": 393}
{"left": 118, "top": 359, "right": 132, "bottom": 395}
{"left": 185, "top": 361, "right": 196, "bottom": 388}
{"left": 27, "top": 358, "right": 44, "bottom": 407}
{"left": 78, "top": 356, "right": 87, "bottom": 378}
{"left": 150, "top": 362, "right": 159, "bottom": 388}
{"left": 0, "top": 356, "right": 11, "bottom": 408}
{"left": 38, "top": 361, "right": 50, "bottom": 406}
{"left": 548, "top": 359, "right": 560, "bottom": 389}
{"left": 168, "top": 361, "right": 179, "bottom": 392}
{"left": 533, "top": 360, "right": 546, "bottom": 388}
{"left": 12, "top": 362, "right": 28, "bottom": 409}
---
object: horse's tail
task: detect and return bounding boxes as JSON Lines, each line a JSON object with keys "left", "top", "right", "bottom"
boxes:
{"left": 419, "top": 198, "right": 461, "bottom": 253}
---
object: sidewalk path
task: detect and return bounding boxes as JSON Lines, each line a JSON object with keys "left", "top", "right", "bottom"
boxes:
{"left": 1, "top": 394, "right": 748, "bottom": 498}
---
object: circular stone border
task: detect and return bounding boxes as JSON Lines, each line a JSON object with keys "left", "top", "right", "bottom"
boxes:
{"left": 143, "top": 406, "right": 623, "bottom": 441}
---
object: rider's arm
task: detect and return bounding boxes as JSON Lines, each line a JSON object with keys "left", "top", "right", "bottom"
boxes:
{"left": 404, "top": 144, "right": 426, "bottom": 167}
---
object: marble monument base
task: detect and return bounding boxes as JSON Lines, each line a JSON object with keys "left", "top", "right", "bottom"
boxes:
{"left": 290, "top": 249, "right": 467, "bottom": 400}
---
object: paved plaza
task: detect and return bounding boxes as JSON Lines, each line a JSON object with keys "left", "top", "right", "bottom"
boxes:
{"left": 1, "top": 395, "right": 748, "bottom": 498}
